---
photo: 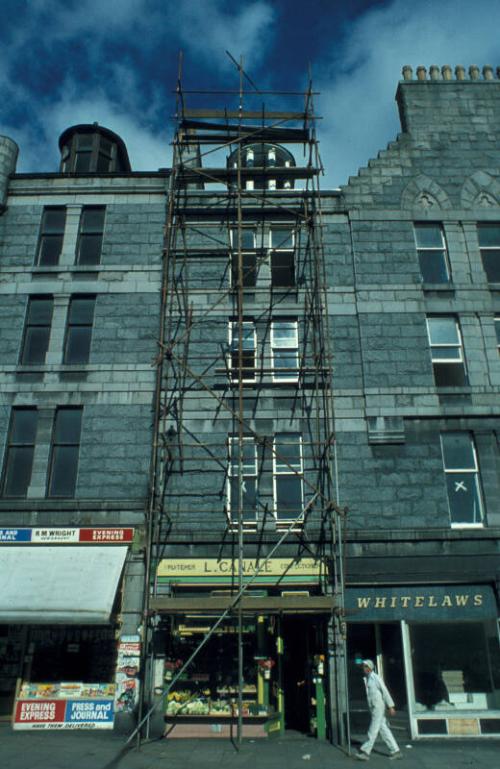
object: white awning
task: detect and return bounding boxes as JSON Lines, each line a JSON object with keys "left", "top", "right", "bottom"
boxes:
{"left": 0, "top": 546, "right": 128, "bottom": 624}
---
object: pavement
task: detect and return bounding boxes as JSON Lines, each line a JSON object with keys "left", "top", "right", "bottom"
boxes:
{"left": 1, "top": 725, "right": 500, "bottom": 769}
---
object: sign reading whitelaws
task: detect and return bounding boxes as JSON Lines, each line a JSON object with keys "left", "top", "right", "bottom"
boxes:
{"left": 345, "top": 585, "right": 497, "bottom": 621}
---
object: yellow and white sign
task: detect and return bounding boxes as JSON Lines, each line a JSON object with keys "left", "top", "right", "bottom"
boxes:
{"left": 156, "top": 558, "right": 323, "bottom": 585}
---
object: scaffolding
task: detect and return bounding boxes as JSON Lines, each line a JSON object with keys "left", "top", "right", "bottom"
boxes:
{"left": 141, "top": 58, "right": 348, "bottom": 747}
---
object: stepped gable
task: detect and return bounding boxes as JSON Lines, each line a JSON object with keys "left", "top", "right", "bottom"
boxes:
{"left": 342, "top": 65, "right": 500, "bottom": 209}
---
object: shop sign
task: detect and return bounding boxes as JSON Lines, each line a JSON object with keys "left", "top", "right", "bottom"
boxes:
{"left": 13, "top": 699, "right": 114, "bottom": 729}
{"left": 156, "top": 558, "right": 323, "bottom": 585}
{"left": 345, "top": 585, "right": 497, "bottom": 622}
{"left": 0, "top": 527, "right": 134, "bottom": 544}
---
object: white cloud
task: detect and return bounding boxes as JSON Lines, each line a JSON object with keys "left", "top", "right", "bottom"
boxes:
{"left": 40, "top": 90, "right": 170, "bottom": 171}
{"left": 7, "top": 86, "right": 168, "bottom": 173}
{"left": 175, "top": 0, "right": 276, "bottom": 71}
{"left": 317, "top": 0, "right": 500, "bottom": 187}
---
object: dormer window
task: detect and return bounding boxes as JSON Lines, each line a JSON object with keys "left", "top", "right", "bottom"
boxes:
{"left": 59, "top": 125, "right": 131, "bottom": 174}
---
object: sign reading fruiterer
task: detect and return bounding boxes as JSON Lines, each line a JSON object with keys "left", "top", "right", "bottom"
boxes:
{"left": 0, "top": 528, "right": 134, "bottom": 544}
{"left": 13, "top": 699, "right": 114, "bottom": 729}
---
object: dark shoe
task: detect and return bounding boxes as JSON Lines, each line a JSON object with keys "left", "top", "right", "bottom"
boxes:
{"left": 355, "top": 752, "right": 370, "bottom": 761}
{"left": 389, "top": 751, "right": 403, "bottom": 760}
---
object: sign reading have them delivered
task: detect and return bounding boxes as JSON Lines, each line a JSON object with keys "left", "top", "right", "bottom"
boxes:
{"left": 345, "top": 585, "right": 497, "bottom": 621}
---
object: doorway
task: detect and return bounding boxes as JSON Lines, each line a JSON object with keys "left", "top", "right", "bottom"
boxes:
{"left": 346, "top": 622, "right": 409, "bottom": 739}
{"left": 281, "top": 616, "right": 324, "bottom": 734}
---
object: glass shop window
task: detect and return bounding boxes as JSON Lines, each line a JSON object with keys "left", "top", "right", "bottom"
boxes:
{"left": 410, "top": 622, "right": 500, "bottom": 713}
{"left": 29, "top": 627, "right": 116, "bottom": 683}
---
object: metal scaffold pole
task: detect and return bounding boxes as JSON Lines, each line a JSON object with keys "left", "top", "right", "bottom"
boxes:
{"left": 138, "top": 55, "right": 348, "bottom": 753}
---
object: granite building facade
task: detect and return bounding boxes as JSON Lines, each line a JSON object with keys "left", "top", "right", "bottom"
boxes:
{"left": 0, "top": 65, "right": 499, "bottom": 740}
{"left": 0, "top": 124, "right": 166, "bottom": 727}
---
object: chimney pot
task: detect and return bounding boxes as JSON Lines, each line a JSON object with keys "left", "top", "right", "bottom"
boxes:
{"left": 416, "top": 66, "right": 427, "bottom": 81}
{"left": 441, "top": 65, "right": 452, "bottom": 81}
{"left": 482, "top": 65, "right": 494, "bottom": 80}
{"left": 455, "top": 65, "right": 466, "bottom": 80}
{"left": 469, "top": 65, "right": 480, "bottom": 80}
{"left": 429, "top": 65, "right": 440, "bottom": 81}
{"left": 402, "top": 65, "right": 413, "bottom": 81}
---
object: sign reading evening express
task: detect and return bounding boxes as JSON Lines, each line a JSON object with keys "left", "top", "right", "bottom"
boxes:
{"left": 0, "top": 528, "right": 134, "bottom": 544}
{"left": 14, "top": 699, "right": 114, "bottom": 730}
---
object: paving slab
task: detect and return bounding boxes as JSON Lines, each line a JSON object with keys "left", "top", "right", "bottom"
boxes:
{"left": 1, "top": 724, "right": 500, "bottom": 769}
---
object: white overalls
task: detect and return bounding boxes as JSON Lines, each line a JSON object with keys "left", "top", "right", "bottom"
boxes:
{"left": 360, "top": 670, "right": 400, "bottom": 756}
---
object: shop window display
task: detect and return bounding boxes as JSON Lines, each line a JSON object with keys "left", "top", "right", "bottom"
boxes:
{"left": 164, "top": 617, "right": 275, "bottom": 720}
{"left": 410, "top": 622, "right": 500, "bottom": 712}
{"left": 29, "top": 626, "right": 116, "bottom": 683}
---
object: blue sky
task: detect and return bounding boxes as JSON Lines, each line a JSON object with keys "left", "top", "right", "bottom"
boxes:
{"left": 1, "top": 0, "right": 499, "bottom": 186}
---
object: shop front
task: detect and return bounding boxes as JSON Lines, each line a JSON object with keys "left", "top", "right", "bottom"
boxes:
{"left": 345, "top": 585, "right": 500, "bottom": 739}
{"left": 0, "top": 527, "right": 137, "bottom": 730}
{"left": 149, "top": 557, "right": 334, "bottom": 739}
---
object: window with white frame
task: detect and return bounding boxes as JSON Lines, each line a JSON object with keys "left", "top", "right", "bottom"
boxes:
{"left": 477, "top": 223, "right": 500, "bottom": 283}
{"left": 230, "top": 228, "right": 257, "bottom": 288}
{"left": 426, "top": 316, "right": 468, "bottom": 386}
{"left": 229, "top": 321, "right": 256, "bottom": 382}
{"left": 273, "top": 433, "right": 303, "bottom": 522}
{"left": 495, "top": 316, "right": 500, "bottom": 356}
{"left": 271, "top": 320, "right": 298, "bottom": 381}
{"left": 270, "top": 226, "right": 295, "bottom": 287}
{"left": 228, "top": 436, "right": 257, "bottom": 524}
{"left": 440, "top": 433, "right": 484, "bottom": 527}
{"left": 414, "top": 223, "right": 450, "bottom": 283}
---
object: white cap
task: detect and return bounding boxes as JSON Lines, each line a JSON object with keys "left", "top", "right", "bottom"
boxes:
{"left": 362, "top": 659, "right": 375, "bottom": 671}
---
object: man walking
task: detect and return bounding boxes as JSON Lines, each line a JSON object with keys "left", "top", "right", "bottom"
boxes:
{"left": 355, "top": 659, "right": 403, "bottom": 761}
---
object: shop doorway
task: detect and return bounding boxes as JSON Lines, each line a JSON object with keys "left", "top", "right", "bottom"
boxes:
{"left": 347, "top": 622, "right": 409, "bottom": 739}
{"left": 281, "top": 617, "right": 324, "bottom": 735}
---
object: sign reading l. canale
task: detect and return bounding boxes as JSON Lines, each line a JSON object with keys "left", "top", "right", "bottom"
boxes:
{"left": 156, "top": 558, "right": 323, "bottom": 585}
{"left": 345, "top": 585, "right": 497, "bottom": 621}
